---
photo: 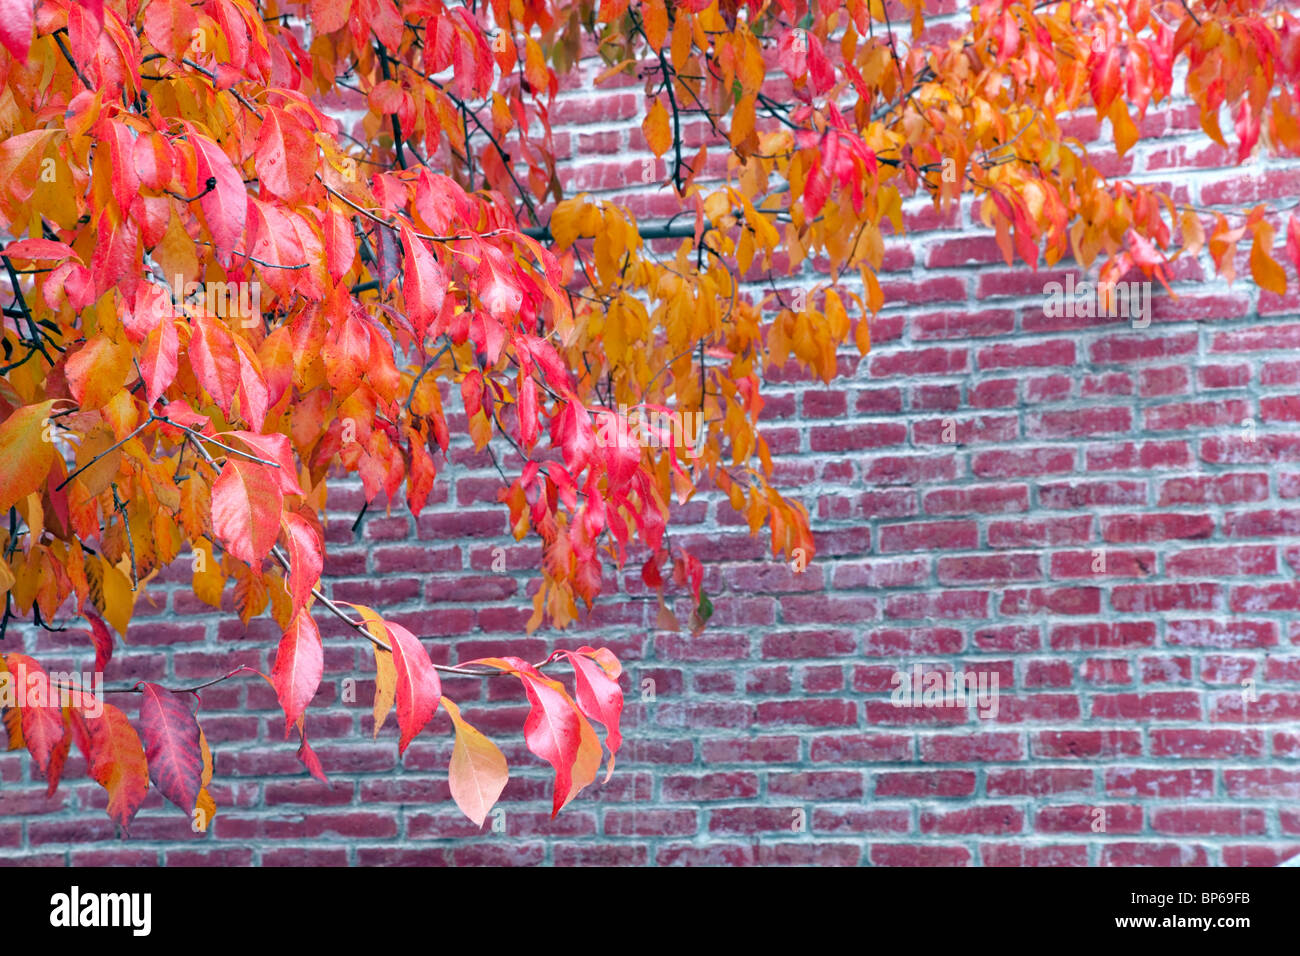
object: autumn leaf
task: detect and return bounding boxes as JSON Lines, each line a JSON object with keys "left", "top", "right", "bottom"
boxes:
{"left": 136, "top": 682, "right": 204, "bottom": 813}
{"left": 1250, "top": 222, "right": 1288, "bottom": 296}
{"left": 0, "top": 401, "right": 57, "bottom": 515}
{"left": 140, "top": 317, "right": 179, "bottom": 407}
{"left": 143, "top": 0, "right": 199, "bottom": 61}
{"left": 372, "top": 645, "right": 397, "bottom": 737}
{"left": 189, "top": 129, "right": 248, "bottom": 263}
{"left": 519, "top": 673, "right": 582, "bottom": 817}
{"left": 4, "top": 654, "right": 64, "bottom": 778}
{"left": 280, "top": 512, "right": 323, "bottom": 613}
{"left": 85, "top": 700, "right": 150, "bottom": 828}
{"left": 0, "top": 0, "right": 34, "bottom": 62}
{"left": 383, "top": 619, "right": 441, "bottom": 754}
{"left": 271, "top": 609, "right": 323, "bottom": 735}
{"left": 295, "top": 722, "right": 331, "bottom": 787}
{"left": 565, "top": 650, "right": 624, "bottom": 780}
{"left": 194, "top": 727, "right": 216, "bottom": 830}
{"left": 65, "top": 334, "right": 131, "bottom": 411}
{"left": 85, "top": 609, "right": 115, "bottom": 674}
{"left": 643, "top": 97, "right": 672, "bottom": 158}
{"left": 256, "top": 108, "right": 316, "bottom": 204}
{"left": 443, "top": 697, "right": 508, "bottom": 827}
{"left": 211, "top": 457, "right": 283, "bottom": 567}
{"left": 400, "top": 224, "right": 446, "bottom": 341}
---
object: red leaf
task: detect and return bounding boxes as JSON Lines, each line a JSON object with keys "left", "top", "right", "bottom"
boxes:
{"left": 189, "top": 314, "right": 240, "bottom": 417}
{"left": 233, "top": 345, "right": 269, "bottom": 432}
{"left": 295, "top": 725, "right": 331, "bottom": 786}
{"left": 476, "top": 253, "right": 522, "bottom": 320}
{"left": 143, "top": 0, "right": 198, "bottom": 61}
{"left": 85, "top": 609, "right": 114, "bottom": 674}
{"left": 45, "top": 715, "right": 71, "bottom": 797}
{"left": 520, "top": 673, "right": 581, "bottom": 816}
{"left": 140, "top": 315, "right": 178, "bottom": 407}
{"left": 247, "top": 199, "right": 306, "bottom": 299}
{"left": 271, "top": 609, "right": 323, "bottom": 735}
{"left": 322, "top": 207, "right": 355, "bottom": 280}
{"left": 137, "top": 682, "right": 204, "bottom": 812}
{"left": 517, "top": 371, "right": 538, "bottom": 449}
{"left": 280, "top": 512, "right": 323, "bottom": 613}
{"left": 777, "top": 29, "right": 808, "bottom": 82}
{"left": 311, "top": 0, "right": 349, "bottom": 34}
{"left": 405, "top": 427, "right": 436, "bottom": 516}
{"left": 255, "top": 108, "right": 314, "bottom": 203}
{"left": 225, "top": 430, "right": 304, "bottom": 497}
{"left": 384, "top": 619, "right": 440, "bottom": 754}
{"left": 5, "top": 654, "right": 64, "bottom": 778}
{"left": 400, "top": 224, "right": 446, "bottom": 342}
{"left": 98, "top": 118, "right": 141, "bottom": 217}
{"left": 85, "top": 700, "right": 150, "bottom": 828}
{"left": 211, "top": 457, "right": 283, "bottom": 566}
{"left": 90, "top": 206, "right": 140, "bottom": 297}
{"left": 3, "top": 238, "right": 78, "bottom": 262}
{"left": 641, "top": 554, "right": 663, "bottom": 589}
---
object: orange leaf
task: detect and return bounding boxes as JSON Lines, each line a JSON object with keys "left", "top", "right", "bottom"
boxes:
{"left": 1250, "top": 222, "right": 1288, "bottom": 296}
{"left": 643, "top": 97, "right": 673, "bottom": 158}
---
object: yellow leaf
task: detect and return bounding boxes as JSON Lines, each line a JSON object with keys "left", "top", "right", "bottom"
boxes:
{"left": 193, "top": 728, "right": 216, "bottom": 831}
{"left": 548, "top": 195, "right": 596, "bottom": 249}
{"left": 192, "top": 540, "right": 225, "bottom": 608}
{"left": 0, "top": 555, "right": 14, "bottom": 599}
{"left": 98, "top": 557, "right": 135, "bottom": 638}
{"left": 643, "top": 97, "right": 672, "bottom": 158}
{"left": 194, "top": 788, "right": 216, "bottom": 831}
{"left": 372, "top": 645, "right": 397, "bottom": 737}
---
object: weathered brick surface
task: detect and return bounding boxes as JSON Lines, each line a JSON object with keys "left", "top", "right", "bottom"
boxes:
{"left": 5, "top": 15, "right": 1300, "bottom": 867}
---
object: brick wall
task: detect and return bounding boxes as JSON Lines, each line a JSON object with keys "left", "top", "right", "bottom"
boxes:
{"left": 6, "top": 9, "right": 1300, "bottom": 866}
